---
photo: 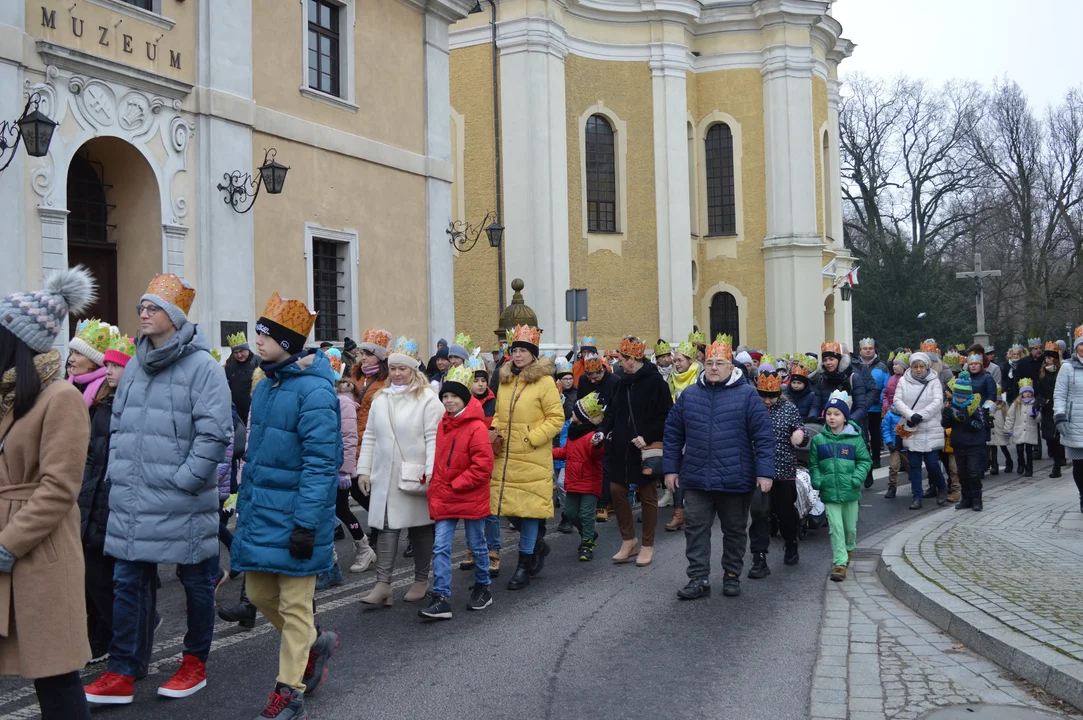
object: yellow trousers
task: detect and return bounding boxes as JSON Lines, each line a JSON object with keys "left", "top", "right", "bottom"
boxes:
{"left": 245, "top": 572, "right": 317, "bottom": 691}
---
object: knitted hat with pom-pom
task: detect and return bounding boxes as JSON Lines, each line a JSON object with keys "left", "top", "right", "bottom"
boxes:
{"left": 0, "top": 266, "right": 96, "bottom": 353}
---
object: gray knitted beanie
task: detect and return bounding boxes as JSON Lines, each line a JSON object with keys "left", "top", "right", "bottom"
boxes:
{"left": 0, "top": 266, "right": 97, "bottom": 353}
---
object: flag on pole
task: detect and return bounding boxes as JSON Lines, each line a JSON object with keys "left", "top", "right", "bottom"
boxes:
{"left": 846, "top": 267, "right": 859, "bottom": 286}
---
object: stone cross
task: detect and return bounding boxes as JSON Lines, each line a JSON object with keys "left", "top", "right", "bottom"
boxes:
{"left": 955, "top": 253, "right": 1001, "bottom": 346}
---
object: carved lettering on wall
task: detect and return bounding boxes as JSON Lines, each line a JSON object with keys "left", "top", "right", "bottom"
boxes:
{"left": 41, "top": 8, "right": 55, "bottom": 29}
{"left": 123, "top": 34, "right": 132, "bottom": 53}
{"left": 40, "top": 6, "right": 181, "bottom": 72}
{"left": 71, "top": 18, "right": 83, "bottom": 37}
{"left": 146, "top": 42, "right": 156, "bottom": 61}
{"left": 169, "top": 51, "right": 181, "bottom": 70}
{"left": 98, "top": 26, "right": 109, "bottom": 47}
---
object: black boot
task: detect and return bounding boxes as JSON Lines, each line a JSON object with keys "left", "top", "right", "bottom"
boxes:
{"left": 747, "top": 552, "right": 770, "bottom": 579}
{"left": 1051, "top": 464, "right": 1062, "bottom": 479}
{"left": 507, "top": 552, "right": 532, "bottom": 591}
{"left": 528, "top": 537, "right": 550, "bottom": 577}
{"left": 1003, "top": 454, "right": 1013, "bottom": 474}
{"left": 677, "top": 577, "right": 710, "bottom": 600}
{"left": 217, "top": 577, "right": 257, "bottom": 629}
{"left": 955, "top": 494, "right": 973, "bottom": 510}
{"left": 990, "top": 455, "right": 999, "bottom": 476}
{"left": 783, "top": 541, "right": 799, "bottom": 566}
{"left": 884, "top": 485, "right": 897, "bottom": 499}
{"left": 1017, "top": 450, "right": 1025, "bottom": 474}
{"left": 972, "top": 494, "right": 983, "bottom": 512}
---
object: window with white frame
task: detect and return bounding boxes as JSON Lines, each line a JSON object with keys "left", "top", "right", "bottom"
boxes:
{"left": 306, "top": 224, "right": 359, "bottom": 344}
{"left": 578, "top": 102, "right": 628, "bottom": 255}
{"left": 301, "top": 0, "right": 357, "bottom": 110}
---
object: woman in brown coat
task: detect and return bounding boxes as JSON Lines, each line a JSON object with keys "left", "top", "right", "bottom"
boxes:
{"left": 0, "top": 267, "right": 96, "bottom": 720}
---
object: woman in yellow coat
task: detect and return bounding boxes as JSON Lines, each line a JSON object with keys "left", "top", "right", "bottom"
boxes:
{"left": 489, "top": 325, "right": 565, "bottom": 591}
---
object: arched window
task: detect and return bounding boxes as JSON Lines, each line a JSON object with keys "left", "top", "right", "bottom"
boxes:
{"left": 705, "top": 123, "right": 736, "bottom": 236}
{"left": 709, "top": 291, "right": 739, "bottom": 347}
{"left": 585, "top": 114, "right": 616, "bottom": 233}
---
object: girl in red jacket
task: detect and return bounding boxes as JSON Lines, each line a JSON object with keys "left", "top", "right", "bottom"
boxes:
{"left": 552, "top": 392, "right": 606, "bottom": 560}
{"left": 420, "top": 365, "right": 496, "bottom": 621}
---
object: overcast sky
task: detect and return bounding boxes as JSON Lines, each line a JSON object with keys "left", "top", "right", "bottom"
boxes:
{"left": 831, "top": 0, "right": 1083, "bottom": 112}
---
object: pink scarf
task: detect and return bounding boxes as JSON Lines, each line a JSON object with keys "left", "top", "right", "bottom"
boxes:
{"left": 69, "top": 366, "right": 108, "bottom": 408}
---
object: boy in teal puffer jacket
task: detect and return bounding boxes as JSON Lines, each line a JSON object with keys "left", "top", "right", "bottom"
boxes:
{"left": 809, "top": 390, "right": 872, "bottom": 582}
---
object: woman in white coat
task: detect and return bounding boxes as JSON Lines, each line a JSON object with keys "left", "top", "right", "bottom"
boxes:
{"left": 357, "top": 340, "right": 443, "bottom": 607}
{"left": 1053, "top": 327, "right": 1083, "bottom": 512}
{"left": 893, "top": 352, "right": 947, "bottom": 510}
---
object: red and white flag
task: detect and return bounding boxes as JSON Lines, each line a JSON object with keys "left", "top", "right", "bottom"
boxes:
{"left": 845, "top": 267, "right": 859, "bottom": 286}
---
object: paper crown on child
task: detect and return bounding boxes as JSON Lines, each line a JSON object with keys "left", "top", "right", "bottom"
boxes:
{"left": 70, "top": 318, "right": 119, "bottom": 366}
{"left": 466, "top": 357, "right": 488, "bottom": 377}
{"left": 759, "top": 353, "right": 777, "bottom": 369}
{"left": 1018, "top": 378, "right": 1035, "bottom": 393}
{"left": 821, "top": 341, "right": 843, "bottom": 358}
{"left": 103, "top": 334, "right": 136, "bottom": 368}
{"left": 674, "top": 341, "right": 696, "bottom": 359}
{"left": 618, "top": 336, "right": 646, "bottom": 359}
{"left": 824, "top": 389, "right": 853, "bottom": 420}
{"left": 582, "top": 352, "right": 605, "bottom": 373}
{"left": 654, "top": 340, "right": 672, "bottom": 357}
{"left": 1009, "top": 343, "right": 1025, "bottom": 353}
{"left": 893, "top": 352, "right": 911, "bottom": 367}
{"left": 574, "top": 392, "right": 606, "bottom": 425}
{"left": 919, "top": 339, "right": 939, "bottom": 354}
{"left": 790, "top": 354, "right": 817, "bottom": 379}
{"left": 326, "top": 348, "right": 344, "bottom": 380}
{"left": 943, "top": 349, "right": 962, "bottom": 369}
{"left": 554, "top": 358, "right": 573, "bottom": 377}
{"left": 688, "top": 329, "right": 707, "bottom": 347}
{"left": 227, "top": 332, "right": 249, "bottom": 350}
{"left": 256, "top": 293, "right": 318, "bottom": 354}
{"left": 756, "top": 370, "right": 783, "bottom": 395}
{"left": 453, "top": 332, "right": 474, "bottom": 353}
{"left": 443, "top": 364, "right": 475, "bottom": 390}
{"left": 579, "top": 336, "right": 598, "bottom": 351}
{"left": 705, "top": 334, "right": 733, "bottom": 362}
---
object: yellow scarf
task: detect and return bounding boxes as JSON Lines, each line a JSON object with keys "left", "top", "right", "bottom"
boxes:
{"left": 0, "top": 350, "right": 62, "bottom": 422}
{"left": 668, "top": 361, "right": 701, "bottom": 401}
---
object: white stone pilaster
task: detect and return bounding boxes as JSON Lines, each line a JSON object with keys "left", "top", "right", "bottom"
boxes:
{"left": 38, "top": 207, "right": 69, "bottom": 353}
{"left": 423, "top": 11, "right": 455, "bottom": 351}
{"left": 650, "top": 41, "right": 694, "bottom": 342}
{"left": 826, "top": 78, "right": 845, "bottom": 250}
{"left": 761, "top": 44, "right": 823, "bottom": 354}
{"left": 498, "top": 17, "right": 570, "bottom": 345}
{"left": 0, "top": 54, "right": 26, "bottom": 296}
{"left": 832, "top": 252, "right": 855, "bottom": 351}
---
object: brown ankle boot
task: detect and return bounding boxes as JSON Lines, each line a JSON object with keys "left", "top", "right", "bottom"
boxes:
{"left": 665, "top": 508, "right": 685, "bottom": 532}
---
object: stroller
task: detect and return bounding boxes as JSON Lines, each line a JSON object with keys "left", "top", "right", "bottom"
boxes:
{"left": 795, "top": 419, "right": 827, "bottom": 538}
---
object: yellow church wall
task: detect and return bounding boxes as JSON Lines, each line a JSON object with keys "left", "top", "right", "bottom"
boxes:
{"left": 813, "top": 74, "right": 827, "bottom": 239}
{"left": 251, "top": 132, "right": 430, "bottom": 344}
{"left": 449, "top": 44, "right": 503, "bottom": 349}
{"left": 565, "top": 54, "right": 658, "bottom": 351}
{"left": 689, "top": 67, "right": 768, "bottom": 349}
{"left": 252, "top": 0, "right": 425, "bottom": 156}
{"left": 27, "top": 0, "right": 197, "bottom": 84}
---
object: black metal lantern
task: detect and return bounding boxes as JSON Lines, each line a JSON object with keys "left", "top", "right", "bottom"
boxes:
{"left": 218, "top": 148, "right": 290, "bottom": 213}
{"left": 0, "top": 92, "right": 56, "bottom": 174}
{"left": 840, "top": 283, "right": 852, "bottom": 302}
{"left": 486, "top": 221, "right": 503, "bottom": 248}
{"left": 259, "top": 152, "right": 289, "bottom": 195}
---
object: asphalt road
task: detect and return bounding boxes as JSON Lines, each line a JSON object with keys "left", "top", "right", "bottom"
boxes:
{"left": 0, "top": 455, "right": 1035, "bottom": 720}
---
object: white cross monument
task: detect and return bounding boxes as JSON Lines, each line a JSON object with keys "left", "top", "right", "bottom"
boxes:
{"left": 955, "top": 253, "right": 1001, "bottom": 348}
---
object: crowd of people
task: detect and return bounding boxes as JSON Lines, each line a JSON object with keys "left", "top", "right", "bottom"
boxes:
{"left": 0, "top": 266, "right": 1082, "bottom": 720}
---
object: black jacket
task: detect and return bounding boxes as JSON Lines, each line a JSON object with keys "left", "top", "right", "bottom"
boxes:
{"left": 560, "top": 387, "right": 578, "bottom": 421}
{"left": 601, "top": 361, "right": 673, "bottom": 482}
{"left": 225, "top": 353, "right": 260, "bottom": 422}
{"left": 809, "top": 355, "right": 870, "bottom": 427}
{"left": 577, "top": 368, "right": 620, "bottom": 409}
{"left": 79, "top": 396, "right": 114, "bottom": 552}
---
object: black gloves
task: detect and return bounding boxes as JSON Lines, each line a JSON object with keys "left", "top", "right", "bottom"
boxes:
{"left": 289, "top": 526, "right": 316, "bottom": 560}
{"left": 1055, "top": 413, "right": 1069, "bottom": 427}
{"left": 887, "top": 442, "right": 895, "bottom": 452}
{"left": 907, "top": 413, "right": 923, "bottom": 427}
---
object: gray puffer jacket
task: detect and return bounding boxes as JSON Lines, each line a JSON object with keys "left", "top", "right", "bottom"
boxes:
{"left": 105, "top": 323, "right": 232, "bottom": 565}
{"left": 1053, "top": 354, "right": 1083, "bottom": 449}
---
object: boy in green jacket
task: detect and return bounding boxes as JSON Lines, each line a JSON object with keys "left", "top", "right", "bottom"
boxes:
{"left": 809, "top": 389, "right": 872, "bottom": 582}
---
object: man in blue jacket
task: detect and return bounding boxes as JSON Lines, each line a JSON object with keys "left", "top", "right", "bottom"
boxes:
{"left": 663, "top": 336, "right": 775, "bottom": 600}
{"left": 858, "top": 339, "right": 890, "bottom": 470}
{"left": 228, "top": 293, "right": 342, "bottom": 720}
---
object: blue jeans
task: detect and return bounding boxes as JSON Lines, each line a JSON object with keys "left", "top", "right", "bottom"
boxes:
{"left": 509, "top": 518, "right": 541, "bottom": 554}
{"left": 485, "top": 515, "right": 501, "bottom": 552}
{"left": 907, "top": 450, "right": 947, "bottom": 499}
{"left": 108, "top": 556, "right": 218, "bottom": 677}
{"left": 433, "top": 519, "right": 490, "bottom": 597}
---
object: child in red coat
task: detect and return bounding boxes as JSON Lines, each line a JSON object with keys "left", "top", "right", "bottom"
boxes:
{"left": 421, "top": 366, "right": 495, "bottom": 621}
{"left": 552, "top": 392, "right": 606, "bottom": 560}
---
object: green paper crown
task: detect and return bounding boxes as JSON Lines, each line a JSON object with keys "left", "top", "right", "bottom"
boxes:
{"left": 578, "top": 392, "right": 605, "bottom": 422}
{"left": 444, "top": 364, "right": 475, "bottom": 389}
{"left": 688, "top": 330, "right": 707, "bottom": 346}
{"left": 75, "top": 318, "right": 118, "bottom": 356}
{"left": 453, "top": 332, "right": 474, "bottom": 354}
{"left": 944, "top": 349, "right": 962, "bottom": 368}
{"left": 800, "top": 354, "right": 818, "bottom": 371}
{"left": 106, "top": 334, "right": 135, "bottom": 358}
{"left": 227, "top": 331, "right": 248, "bottom": 349}
{"left": 210, "top": 349, "right": 222, "bottom": 363}
{"left": 675, "top": 341, "right": 696, "bottom": 359}
{"left": 760, "top": 353, "right": 776, "bottom": 367}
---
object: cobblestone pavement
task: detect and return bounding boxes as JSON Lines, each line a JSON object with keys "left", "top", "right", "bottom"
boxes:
{"left": 810, "top": 554, "right": 1081, "bottom": 720}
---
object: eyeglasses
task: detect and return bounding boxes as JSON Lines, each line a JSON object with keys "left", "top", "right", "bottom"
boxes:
{"left": 136, "top": 303, "right": 161, "bottom": 317}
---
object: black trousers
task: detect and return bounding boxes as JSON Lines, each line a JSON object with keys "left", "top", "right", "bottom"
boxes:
{"left": 84, "top": 545, "right": 115, "bottom": 657}
{"left": 349, "top": 477, "right": 379, "bottom": 545}
{"left": 1073, "top": 459, "right": 1083, "bottom": 500}
{"left": 35, "top": 671, "right": 90, "bottom": 720}
{"left": 748, "top": 481, "right": 800, "bottom": 553}
{"left": 955, "top": 445, "right": 983, "bottom": 499}
{"left": 336, "top": 487, "right": 366, "bottom": 540}
{"left": 867, "top": 412, "right": 883, "bottom": 468}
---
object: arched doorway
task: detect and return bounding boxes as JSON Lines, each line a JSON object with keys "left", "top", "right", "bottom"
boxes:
{"left": 709, "top": 291, "right": 739, "bottom": 346}
{"left": 66, "top": 138, "right": 161, "bottom": 338}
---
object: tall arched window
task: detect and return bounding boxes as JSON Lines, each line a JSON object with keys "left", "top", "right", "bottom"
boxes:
{"left": 709, "top": 291, "right": 739, "bottom": 347}
{"left": 585, "top": 114, "right": 616, "bottom": 233}
{"left": 705, "top": 123, "right": 736, "bottom": 236}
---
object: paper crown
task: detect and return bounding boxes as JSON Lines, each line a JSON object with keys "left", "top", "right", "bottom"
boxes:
{"left": 106, "top": 333, "right": 135, "bottom": 358}
{"left": 894, "top": 352, "right": 911, "bottom": 366}
{"left": 261, "top": 292, "right": 318, "bottom": 339}
{"left": 1018, "top": 378, "right": 1035, "bottom": 392}
{"left": 444, "top": 364, "right": 475, "bottom": 389}
{"left": 361, "top": 328, "right": 393, "bottom": 350}
{"left": 326, "top": 348, "right": 344, "bottom": 380}
{"left": 688, "top": 330, "right": 707, "bottom": 346}
{"left": 466, "top": 357, "right": 487, "bottom": 375}
{"left": 580, "top": 336, "right": 598, "bottom": 349}
{"left": 619, "top": 336, "right": 647, "bottom": 359}
{"left": 583, "top": 352, "right": 605, "bottom": 373}
{"left": 1076, "top": 325, "right": 1083, "bottom": 341}
{"left": 227, "top": 331, "right": 248, "bottom": 349}
{"left": 1044, "top": 341, "right": 1060, "bottom": 353}
{"left": 144, "top": 273, "right": 195, "bottom": 315}
{"left": 210, "top": 349, "right": 222, "bottom": 363}
{"left": 1028, "top": 337, "right": 1042, "bottom": 348}
{"left": 1009, "top": 343, "right": 1025, "bottom": 352}
{"left": 509, "top": 325, "right": 542, "bottom": 348}
{"left": 821, "top": 341, "right": 842, "bottom": 356}
{"left": 706, "top": 333, "right": 733, "bottom": 362}
{"left": 760, "top": 353, "right": 776, "bottom": 368}
{"left": 654, "top": 340, "right": 672, "bottom": 357}
{"left": 920, "top": 339, "right": 939, "bottom": 354}
{"left": 828, "top": 388, "right": 852, "bottom": 408}
{"left": 984, "top": 345, "right": 995, "bottom": 353}
{"left": 955, "top": 344, "right": 966, "bottom": 352}
{"left": 674, "top": 341, "right": 696, "bottom": 359}
{"left": 453, "top": 332, "right": 475, "bottom": 354}
{"left": 576, "top": 392, "right": 606, "bottom": 424}
{"left": 966, "top": 353, "right": 983, "bottom": 364}
{"left": 756, "top": 370, "right": 782, "bottom": 394}
{"left": 71, "top": 318, "right": 119, "bottom": 364}
{"left": 554, "top": 358, "right": 573, "bottom": 376}
{"left": 943, "top": 350, "right": 962, "bottom": 368}
{"left": 390, "top": 336, "right": 420, "bottom": 361}
{"left": 859, "top": 337, "right": 875, "bottom": 347}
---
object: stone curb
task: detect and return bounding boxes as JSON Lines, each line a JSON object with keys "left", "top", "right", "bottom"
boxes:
{"left": 877, "top": 472, "right": 1083, "bottom": 710}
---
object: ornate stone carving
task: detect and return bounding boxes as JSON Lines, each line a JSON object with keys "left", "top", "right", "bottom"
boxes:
{"left": 118, "top": 92, "right": 152, "bottom": 134}
{"left": 76, "top": 80, "right": 117, "bottom": 128}
{"left": 169, "top": 115, "right": 190, "bottom": 154}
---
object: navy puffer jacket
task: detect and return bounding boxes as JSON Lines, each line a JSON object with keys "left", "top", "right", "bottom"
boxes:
{"left": 663, "top": 369, "right": 775, "bottom": 492}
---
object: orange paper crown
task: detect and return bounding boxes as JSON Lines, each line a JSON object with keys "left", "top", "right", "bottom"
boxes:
{"left": 511, "top": 325, "right": 542, "bottom": 347}
{"left": 706, "top": 333, "right": 733, "bottom": 362}
{"left": 261, "top": 292, "right": 317, "bottom": 338}
{"left": 582, "top": 352, "right": 605, "bottom": 373}
{"left": 1045, "top": 341, "right": 1060, "bottom": 353}
{"left": 1075, "top": 325, "right": 1083, "bottom": 341}
{"left": 821, "top": 341, "right": 842, "bottom": 356}
{"left": 919, "top": 339, "right": 939, "bottom": 354}
{"left": 144, "top": 273, "right": 195, "bottom": 315}
{"left": 362, "top": 328, "right": 392, "bottom": 350}
{"left": 790, "top": 363, "right": 810, "bottom": 379}
{"left": 618, "top": 336, "right": 646, "bottom": 359}
{"left": 756, "top": 371, "right": 782, "bottom": 394}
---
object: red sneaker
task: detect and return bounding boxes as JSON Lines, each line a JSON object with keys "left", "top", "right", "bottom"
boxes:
{"left": 157, "top": 654, "right": 207, "bottom": 698}
{"left": 84, "top": 671, "right": 135, "bottom": 704}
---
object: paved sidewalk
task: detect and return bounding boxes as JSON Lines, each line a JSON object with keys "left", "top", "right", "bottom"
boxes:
{"left": 878, "top": 470, "right": 1083, "bottom": 710}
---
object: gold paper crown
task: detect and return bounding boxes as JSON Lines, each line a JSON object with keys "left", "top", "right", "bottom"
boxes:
{"left": 790, "top": 363, "right": 810, "bottom": 378}
{"left": 654, "top": 340, "right": 672, "bottom": 357}
{"left": 510, "top": 325, "right": 542, "bottom": 346}
{"left": 688, "top": 330, "right": 707, "bottom": 346}
{"left": 362, "top": 328, "right": 393, "bottom": 349}
{"left": 706, "top": 334, "right": 733, "bottom": 361}
{"left": 920, "top": 339, "right": 939, "bottom": 354}
{"left": 1075, "top": 325, "right": 1083, "bottom": 341}
{"left": 583, "top": 352, "right": 605, "bottom": 373}
{"left": 145, "top": 273, "right": 195, "bottom": 315}
{"left": 821, "top": 341, "right": 842, "bottom": 356}
{"left": 453, "top": 332, "right": 475, "bottom": 354}
{"left": 943, "top": 350, "right": 962, "bottom": 368}
{"left": 261, "top": 293, "right": 318, "bottom": 338}
{"left": 1018, "top": 378, "right": 1034, "bottom": 391}
{"left": 444, "top": 364, "right": 475, "bottom": 388}
{"left": 619, "top": 336, "right": 646, "bottom": 359}
{"left": 756, "top": 371, "right": 782, "bottom": 394}
{"left": 74, "top": 318, "right": 118, "bottom": 357}
{"left": 227, "top": 332, "right": 248, "bottom": 349}
{"left": 1045, "top": 341, "right": 1060, "bottom": 353}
